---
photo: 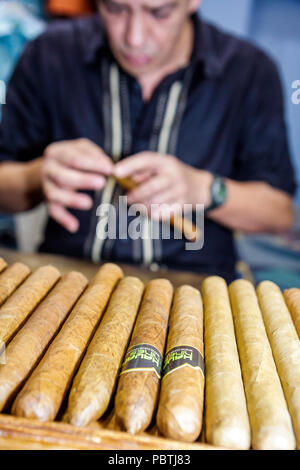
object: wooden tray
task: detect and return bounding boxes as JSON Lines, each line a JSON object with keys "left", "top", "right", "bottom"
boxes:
{"left": 1, "top": 249, "right": 299, "bottom": 451}
{"left": 0, "top": 414, "right": 221, "bottom": 450}
{"left": 0, "top": 249, "right": 217, "bottom": 450}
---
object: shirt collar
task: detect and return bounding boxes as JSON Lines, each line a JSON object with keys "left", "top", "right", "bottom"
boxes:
{"left": 80, "top": 13, "right": 226, "bottom": 78}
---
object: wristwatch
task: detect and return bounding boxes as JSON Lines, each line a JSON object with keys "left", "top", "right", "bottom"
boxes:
{"left": 205, "top": 174, "right": 228, "bottom": 213}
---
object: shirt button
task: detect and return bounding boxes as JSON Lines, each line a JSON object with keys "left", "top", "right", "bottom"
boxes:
{"left": 150, "top": 262, "right": 160, "bottom": 272}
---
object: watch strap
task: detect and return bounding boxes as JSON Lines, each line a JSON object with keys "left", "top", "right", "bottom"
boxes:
{"left": 205, "top": 174, "right": 227, "bottom": 213}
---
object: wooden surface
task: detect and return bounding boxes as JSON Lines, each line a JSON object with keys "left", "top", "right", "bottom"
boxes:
{"left": 0, "top": 414, "right": 221, "bottom": 450}
{"left": 0, "top": 248, "right": 206, "bottom": 288}
{"left": 0, "top": 248, "right": 216, "bottom": 450}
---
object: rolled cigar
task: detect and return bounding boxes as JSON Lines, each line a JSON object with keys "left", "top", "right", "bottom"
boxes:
{"left": 201, "top": 276, "right": 251, "bottom": 449}
{"left": 284, "top": 288, "right": 300, "bottom": 339}
{"left": 156, "top": 285, "right": 205, "bottom": 442}
{"left": 257, "top": 281, "right": 300, "bottom": 449}
{"left": 0, "top": 272, "right": 88, "bottom": 412}
{"left": 12, "top": 263, "right": 123, "bottom": 422}
{"left": 229, "top": 280, "right": 296, "bottom": 450}
{"left": 65, "top": 276, "right": 144, "bottom": 427}
{"left": 0, "top": 265, "right": 60, "bottom": 345}
{"left": 116, "top": 176, "right": 201, "bottom": 242}
{"left": 0, "top": 258, "right": 7, "bottom": 274}
{"left": 0, "top": 256, "right": 8, "bottom": 363}
{"left": 115, "top": 279, "right": 173, "bottom": 434}
{"left": 0, "top": 263, "right": 31, "bottom": 307}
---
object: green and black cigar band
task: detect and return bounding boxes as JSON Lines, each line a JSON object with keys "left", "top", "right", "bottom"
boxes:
{"left": 120, "top": 343, "right": 163, "bottom": 379}
{"left": 162, "top": 346, "right": 205, "bottom": 380}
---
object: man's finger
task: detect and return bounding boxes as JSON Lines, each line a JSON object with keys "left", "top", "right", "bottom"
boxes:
{"left": 148, "top": 191, "right": 179, "bottom": 206}
{"left": 131, "top": 170, "right": 154, "bottom": 184}
{"left": 127, "top": 175, "right": 170, "bottom": 204}
{"left": 130, "top": 191, "right": 178, "bottom": 218}
{"left": 46, "top": 141, "right": 114, "bottom": 175}
{"left": 48, "top": 202, "right": 80, "bottom": 233}
{"left": 150, "top": 200, "right": 183, "bottom": 221}
{"left": 45, "top": 159, "right": 106, "bottom": 190}
{"left": 44, "top": 179, "right": 93, "bottom": 210}
{"left": 114, "top": 152, "right": 160, "bottom": 178}
{"left": 73, "top": 139, "right": 114, "bottom": 175}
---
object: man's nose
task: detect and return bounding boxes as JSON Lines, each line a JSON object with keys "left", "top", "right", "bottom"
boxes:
{"left": 125, "top": 15, "right": 145, "bottom": 49}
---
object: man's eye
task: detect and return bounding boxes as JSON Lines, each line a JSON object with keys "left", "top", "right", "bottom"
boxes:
{"left": 151, "top": 6, "right": 173, "bottom": 19}
{"left": 104, "top": 0, "right": 125, "bottom": 14}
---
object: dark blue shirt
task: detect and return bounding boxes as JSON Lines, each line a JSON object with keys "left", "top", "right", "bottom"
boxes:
{"left": 0, "top": 14, "right": 296, "bottom": 282}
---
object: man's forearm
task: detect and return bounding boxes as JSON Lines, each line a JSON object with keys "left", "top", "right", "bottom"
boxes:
{"left": 0, "top": 158, "right": 44, "bottom": 213}
{"left": 207, "top": 178, "right": 294, "bottom": 234}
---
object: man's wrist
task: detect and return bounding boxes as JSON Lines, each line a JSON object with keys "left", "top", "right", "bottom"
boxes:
{"left": 193, "top": 170, "right": 213, "bottom": 208}
{"left": 205, "top": 173, "right": 228, "bottom": 213}
{"left": 24, "top": 158, "right": 44, "bottom": 206}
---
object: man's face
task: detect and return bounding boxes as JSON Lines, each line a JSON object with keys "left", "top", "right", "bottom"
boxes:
{"left": 98, "top": 0, "right": 201, "bottom": 77}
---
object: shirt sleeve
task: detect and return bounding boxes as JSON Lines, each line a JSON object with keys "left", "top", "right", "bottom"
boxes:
{"left": 232, "top": 49, "right": 297, "bottom": 197}
{"left": 0, "top": 35, "right": 51, "bottom": 163}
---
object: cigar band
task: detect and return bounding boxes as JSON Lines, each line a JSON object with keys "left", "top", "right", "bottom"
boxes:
{"left": 162, "top": 346, "right": 204, "bottom": 380}
{"left": 120, "top": 343, "right": 163, "bottom": 379}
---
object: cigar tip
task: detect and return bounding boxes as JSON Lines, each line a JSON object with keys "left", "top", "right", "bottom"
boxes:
{"left": 126, "top": 422, "right": 142, "bottom": 435}
{"left": 211, "top": 425, "right": 250, "bottom": 450}
{"left": 12, "top": 393, "right": 54, "bottom": 422}
{"left": 157, "top": 406, "right": 200, "bottom": 442}
{"left": 116, "top": 407, "right": 148, "bottom": 436}
{"left": 11, "top": 262, "right": 31, "bottom": 271}
{"left": 202, "top": 275, "right": 227, "bottom": 286}
{"left": 254, "top": 431, "right": 296, "bottom": 450}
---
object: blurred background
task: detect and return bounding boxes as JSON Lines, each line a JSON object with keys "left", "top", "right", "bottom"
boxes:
{"left": 0, "top": 0, "right": 299, "bottom": 287}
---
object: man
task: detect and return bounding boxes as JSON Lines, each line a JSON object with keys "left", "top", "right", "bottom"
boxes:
{"left": 0, "top": 0, "right": 296, "bottom": 282}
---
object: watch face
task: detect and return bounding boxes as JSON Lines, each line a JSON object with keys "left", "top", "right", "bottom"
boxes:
{"left": 213, "top": 177, "right": 227, "bottom": 205}
{"left": 205, "top": 175, "right": 227, "bottom": 213}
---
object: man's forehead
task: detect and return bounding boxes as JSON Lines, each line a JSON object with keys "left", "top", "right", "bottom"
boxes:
{"left": 102, "top": 0, "right": 182, "bottom": 8}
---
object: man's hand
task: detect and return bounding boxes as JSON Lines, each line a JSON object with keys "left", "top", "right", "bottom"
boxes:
{"left": 42, "top": 139, "right": 114, "bottom": 232}
{"left": 114, "top": 152, "right": 294, "bottom": 234}
{"left": 114, "top": 152, "right": 212, "bottom": 220}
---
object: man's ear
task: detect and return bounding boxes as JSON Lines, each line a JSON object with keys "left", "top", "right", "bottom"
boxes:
{"left": 188, "top": 0, "right": 203, "bottom": 15}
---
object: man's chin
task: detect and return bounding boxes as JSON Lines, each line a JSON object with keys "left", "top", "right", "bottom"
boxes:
{"left": 117, "top": 54, "right": 156, "bottom": 76}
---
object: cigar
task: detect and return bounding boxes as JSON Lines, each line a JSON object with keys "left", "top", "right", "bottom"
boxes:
{"left": 12, "top": 263, "right": 123, "bottom": 422}
{"left": 284, "top": 288, "right": 300, "bottom": 339}
{"left": 65, "top": 276, "right": 144, "bottom": 427}
{"left": 115, "top": 279, "right": 173, "bottom": 434}
{"left": 116, "top": 176, "right": 201, "bottom": 242}
{"left": 0, "top": 272, "right": 88, "bottom": 412}
{"left": 0, "top": 258, "right": 7, "bottom": 274}
{"left": 0, "top": 265, "right": 61, "bottom": 345}
{"left": 257, "top": 281, "right": 300, "bottom": 449}
{"left": 201, "top": 276, "right": 251, "bottom": 450}
{"left": 229, "top": 280, "right": 295, "bottom": 450}
{"left": 156, "top": 285, "right": 205, "bottom": 443}
{"left": 0, "top": 263, "right": 31, "bottom": 307}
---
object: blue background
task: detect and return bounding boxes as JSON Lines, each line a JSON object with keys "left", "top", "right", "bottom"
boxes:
{"left": 201, "top": 0, "right": 300, "bottom": 203}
